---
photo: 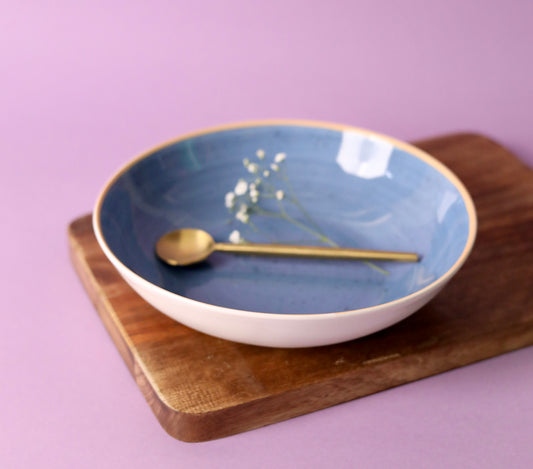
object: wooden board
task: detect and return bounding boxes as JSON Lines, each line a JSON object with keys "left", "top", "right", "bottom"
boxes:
{"left": 69, "top": 133, "right": 533, "bottom": 442}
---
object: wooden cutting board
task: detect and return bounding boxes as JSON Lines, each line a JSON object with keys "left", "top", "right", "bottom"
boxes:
{"left": 69, "top": 133, "right": 533, "bottom": 442}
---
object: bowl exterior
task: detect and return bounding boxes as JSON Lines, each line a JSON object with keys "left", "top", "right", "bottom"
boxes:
{"left": 116, "top": 258, "right": 446, "bottom": 347}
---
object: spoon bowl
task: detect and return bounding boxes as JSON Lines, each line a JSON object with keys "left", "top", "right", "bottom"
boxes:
{"left": 156, "top": 229, "right": 216, "bottom": 266}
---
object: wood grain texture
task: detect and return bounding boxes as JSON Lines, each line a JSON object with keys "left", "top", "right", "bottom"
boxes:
{"left": 68, "top": 133, "right": 533, "bottom": 442}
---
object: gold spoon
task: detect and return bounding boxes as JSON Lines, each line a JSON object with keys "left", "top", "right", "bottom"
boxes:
{"left": 155, "top": 228, "right": 419, "bottom": 266}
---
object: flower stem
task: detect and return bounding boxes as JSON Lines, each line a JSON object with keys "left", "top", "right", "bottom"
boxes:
{"left": 254, "top": 208, "right": 388, "bottom": 274}
{"left": 280, "top": 167, "right": 323, "bottom": 233}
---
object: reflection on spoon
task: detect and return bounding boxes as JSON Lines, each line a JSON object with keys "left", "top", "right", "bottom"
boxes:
{"left": 155, "top": 228, "right": 419, "bottom": 267}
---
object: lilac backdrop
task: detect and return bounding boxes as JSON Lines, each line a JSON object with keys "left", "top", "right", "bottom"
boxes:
{"left": 1, "top": 1, "right": 532, "bottom": 468}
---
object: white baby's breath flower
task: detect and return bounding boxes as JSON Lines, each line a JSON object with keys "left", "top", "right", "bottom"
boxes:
{"left": 236, "top": 212, "right": 249, "bottom": 224}
{"left": 234, "top": 179, "right": 248, "bottom": 196}
{"left": 225, "top": 191, "right": 236, "bottom": 208}
{"left": 236, "top": 204, "right": 250, "bottom": 223}
{"left": 250, "top": 187, "right": 259, "bottom": 203}
{"left": 270, "top": 163, "right": 279, "bottom": 172}
{"left": 274, "top": 152, "right": 286, "bottom": 163}
{"left": 255, "top": 177, "right": 261, "bottom": 185}
{"left": 263, "top": 170, "right": 270, "bottom": 177}
{"left": 242, "top": 158, "right": 250, "bottom": 167}
{"left": 256, "top": 149, "right": 265, "bottom": 159}
{"left": 247, "top": 163, "right": 259, "bottom": 174}
{"left": 275, "top": 190, "right": 284, "bottom": 200}
{"left": 229, "top": 230, "right": 242, "bottom": 244}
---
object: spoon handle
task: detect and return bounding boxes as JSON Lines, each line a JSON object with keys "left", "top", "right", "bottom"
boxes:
{"left": 214, "top": 242, "right": 419, "bottom": 262}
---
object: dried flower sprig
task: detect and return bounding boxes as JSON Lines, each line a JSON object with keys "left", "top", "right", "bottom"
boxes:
{"left": 224, "top": 149, "right": 387, "bottom": 274}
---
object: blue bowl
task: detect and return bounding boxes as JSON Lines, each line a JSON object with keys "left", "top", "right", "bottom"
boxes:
{"left": 94, "top": 121, "right": 476, "bottom": 347}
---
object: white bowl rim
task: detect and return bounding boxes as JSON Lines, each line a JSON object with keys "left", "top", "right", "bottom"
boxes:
{"left": 93, "top": 119, "right": 477, "bottom": 322}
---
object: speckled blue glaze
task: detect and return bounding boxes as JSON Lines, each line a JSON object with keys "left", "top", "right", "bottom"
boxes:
{"left": 99, "top": 124, "right": 471, "bottom": 315}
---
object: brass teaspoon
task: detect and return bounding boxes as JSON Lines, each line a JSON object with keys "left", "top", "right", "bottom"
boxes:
{"left": 155, "top": 228, "right": 419, "bottom": 266}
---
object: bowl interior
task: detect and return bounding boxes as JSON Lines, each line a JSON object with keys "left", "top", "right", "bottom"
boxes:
{"left": 98, "top": 124, "right": 473, "bottom": 315}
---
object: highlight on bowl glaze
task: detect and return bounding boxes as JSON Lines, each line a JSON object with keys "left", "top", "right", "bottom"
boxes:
{"left": 93, "top": 120, "right": 477, "bottom": 347}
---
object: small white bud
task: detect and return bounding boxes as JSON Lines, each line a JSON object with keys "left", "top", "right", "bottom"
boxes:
{"left": 234, "top": 179, "right": 248, "bottom": 196}
{"left": 225, "top": 192, "right": 236, "bottom": 208}
{"left": 236, "top": 212, "right": 249, "bottom": 223}
{"left": 250, "top": 188, "right": 259, "bottom": 203}
{"left": 275, "top": 190, "right": 284, "bottom": 200}
{"left": 274, "top": 152, "right": 286, "bottom": 163}
{"left": 256, "top": 149, "right": 265, "bottom": 159}
{"left": 229, "top": 230, "right": 242, "bottom": 244}
{"left": 236, "top": 204, "right": 250, "bottom": 223}
{"left": 247, "top": 163, "right": 259, "bottom": 174}
{"left": 270, "top": 163, "right": 279, "bottom": 172}
{"left": 263, "top": 170, "right": 270, "bottom": 177}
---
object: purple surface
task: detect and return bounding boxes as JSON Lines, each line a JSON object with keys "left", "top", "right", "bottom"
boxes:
{"left": 1, "top": 1, "right": 532, "bottom": 467}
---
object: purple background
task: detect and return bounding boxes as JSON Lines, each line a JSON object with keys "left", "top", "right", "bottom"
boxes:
{"left": 2, "top": 1, "right": 532, "bottom": 467}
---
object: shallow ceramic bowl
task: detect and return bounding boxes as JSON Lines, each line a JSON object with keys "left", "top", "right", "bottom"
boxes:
{"left": 94, "top": 121, "right": 476, "bottom": 348}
